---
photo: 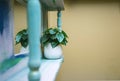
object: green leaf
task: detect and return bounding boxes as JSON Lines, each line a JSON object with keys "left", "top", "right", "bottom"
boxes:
{"left": 21, "top": 39, "right": 28, "bottom": 48}
{"left": 51, "top": 42, "right": 59, "bottom": 48}
{"left": 15, "top": 40, "right": 20, "bottom": 44}
{"left": 15, "top": 29, "right": 28, "bottom": 45}
{"left": 62, "top": 31, "right": 68, "bottom": 38}
{"left": 22, "top": 35, "right": 28, "bottom": 40}
{"left": 44, "top": 28, "right": 52, "bottom": 34}
{"left": 43, "top": 40, "right": 49, "bottom": 46}
{"left": 15, "top": 34, "right": 22, "bottom": 44}
{"left": 53, "top": 0, "right": 56, "bottom": 4}
{"left": 56, "top": 32, "right": 64, "bottom": 42}
{"left": 41, "top": 27, "right": 68, "bottom": 47}
{"left": 51, "top": 35, "right": 56, "bottom": 40}
{"left": 61, "top": 39, "right": 68, "bottom": 46}
{"left": 41, "top": 35, "right": 49, "bottom": 43}
{"left": 49, "top": 29, "right": 56, "bottom": 34}
{"left": 61, "top": 41, "right": 66, "bottom": 45}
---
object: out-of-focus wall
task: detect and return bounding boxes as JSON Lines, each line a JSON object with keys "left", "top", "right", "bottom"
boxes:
{"left": 14, "top": 2, "right": 27, "bottom": 53}
{"left": 14, "top": 1, "right": 120, "bottom": 81}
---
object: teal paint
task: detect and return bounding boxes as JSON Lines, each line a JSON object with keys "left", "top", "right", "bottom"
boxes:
{"left": 57, "top": 10, "right": 62, "bottom": 30}
{"left": 0, "top": 56, "right": 23, "bottom": 73}
{"left": 27, "top": 0, "right": 42, "bottom": 81}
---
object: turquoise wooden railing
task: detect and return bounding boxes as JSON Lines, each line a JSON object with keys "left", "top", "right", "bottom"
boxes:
{"left": 0, "top": 0, "right": 64, "bottom": 81}
{"left": 57, "top": 10, "right": 62, "bottom": 30}
{"left": 27, "top": 0, "right": 42, "bottom": 81}
{"left": 27, "top": 1, "right": 63, "bottom": 80}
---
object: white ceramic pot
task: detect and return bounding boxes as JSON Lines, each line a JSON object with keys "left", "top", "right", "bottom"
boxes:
{"left": 44, "top": 43, "right": 63, "bottom": 59}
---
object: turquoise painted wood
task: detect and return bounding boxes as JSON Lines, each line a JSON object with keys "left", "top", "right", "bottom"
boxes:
{"left": 27, "top": 0, "right": 42, "bottom": 81}
{"left": 57, "top": 10, "right": 62, "bottom": 30}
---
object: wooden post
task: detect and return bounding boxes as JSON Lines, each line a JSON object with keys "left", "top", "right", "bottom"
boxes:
{"left": 27, "top": 0, "right": 42, "bottom": 81}
{"left": 57, "top": 10, "right": 62, "bottom": 30}
{"left": 42, "top": 6, "right": 48, "bottom": 32}
{"left": 0, "top": 0, "right": 14, "bottom": 63}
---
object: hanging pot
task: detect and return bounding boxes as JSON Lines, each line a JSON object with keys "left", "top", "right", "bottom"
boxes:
{"left": 44, "top": 43, "right": 63, "bottom": 59}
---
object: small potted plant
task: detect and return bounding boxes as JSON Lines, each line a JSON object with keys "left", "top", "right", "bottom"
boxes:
{"left": 15, "top": 27, "right": 68, "bottom": 59}
{"left": 41, "top": 27, "right": 68, "bottom": 59}
{"left": 15, "top": 29, "right": 29, "bottom": 53}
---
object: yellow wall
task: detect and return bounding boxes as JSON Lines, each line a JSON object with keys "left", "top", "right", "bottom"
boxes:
{"left": 14, "top": 1, "right": 120, "bottom": 81}
{"left": 14, "top": 2, "right": 27, "bottom": 53}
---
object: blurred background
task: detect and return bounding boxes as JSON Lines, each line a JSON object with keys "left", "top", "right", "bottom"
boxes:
{"left": 14, "top": 0, "right": 120, "bottom": 81}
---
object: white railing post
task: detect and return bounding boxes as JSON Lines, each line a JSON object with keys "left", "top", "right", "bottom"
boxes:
{"left": 27, "top": 0, "right": 42, "bottom": 81}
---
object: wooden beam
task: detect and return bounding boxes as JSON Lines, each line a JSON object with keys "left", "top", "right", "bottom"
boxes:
{"left": 16, "top": 0, "right": 64, "bottom": 11}
{"left": 41, "top": 0, "right": 64, "bottom": 11}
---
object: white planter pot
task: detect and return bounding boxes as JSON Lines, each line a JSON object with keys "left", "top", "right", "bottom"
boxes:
{"left": 44, "top": 43, "right": 63, "bottom": 59}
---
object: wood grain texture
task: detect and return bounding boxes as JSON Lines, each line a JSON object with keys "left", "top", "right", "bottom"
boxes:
{"left": 27, "top": 0, "right": 42, "bottom": 81}
{"left": 57, "top": 11, "right": 62, "bottom": 30}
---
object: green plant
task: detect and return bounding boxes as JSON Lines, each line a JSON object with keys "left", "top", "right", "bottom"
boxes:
{"left": 53, "top": 0, "right": 56, "bottom": 4}
{"left": 41, "top": 28, "right": 68, "bottom": 48}
{"left": 15, "top": 29, "right": 28, "bottom": 48}
{"left": 15, "top": 28, "right": 68, "bottom": 48}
